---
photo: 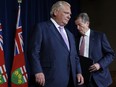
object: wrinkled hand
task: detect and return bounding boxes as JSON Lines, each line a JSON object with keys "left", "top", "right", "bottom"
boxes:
{"left": 89, "top": 63, "right": 100, "bottom": 72}
{"left": 77, "top": 73, "right": 84, "bottom": 85}
{"left": 35, "top": 72, "right": 45, "bottom": 86}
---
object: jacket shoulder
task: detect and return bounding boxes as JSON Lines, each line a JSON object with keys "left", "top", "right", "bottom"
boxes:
{"left": 91, "top": 30, "right": 106, "bottom": 37}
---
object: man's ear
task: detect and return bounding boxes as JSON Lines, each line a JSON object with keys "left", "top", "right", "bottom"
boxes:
{"left": 53, "top": 9, "right": 58, "bottom": 16}
{"left": 87, "top": 21, "right": 90, "bottom": 26}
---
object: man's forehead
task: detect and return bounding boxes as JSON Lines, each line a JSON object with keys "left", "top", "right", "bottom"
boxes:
{"left": 76, "top": 19, "right": 83, "bottom": 24}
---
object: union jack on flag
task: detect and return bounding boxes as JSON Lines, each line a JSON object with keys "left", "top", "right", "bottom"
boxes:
{"left": 11, "top": 5, "right": 28, "bottom": 87}
{"left": 0, "top": 23, "right": 3, "bottom": 51}
{"left": 14, "top": 28, "right": 24, "bottom": 56}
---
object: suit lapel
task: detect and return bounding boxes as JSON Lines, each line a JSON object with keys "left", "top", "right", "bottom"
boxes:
{"left": 65, "top": 29, "right": 71, "bottom": 51}
{"left": 89, "top": 30, "right": 95, "bottom": 58}
{"left": 47, "top": 21, "right": 69, "bottom": 51}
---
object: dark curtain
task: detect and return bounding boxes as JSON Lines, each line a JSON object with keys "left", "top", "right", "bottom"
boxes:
{"left": 0, "top": 0, "right": 80, "bottom": 87}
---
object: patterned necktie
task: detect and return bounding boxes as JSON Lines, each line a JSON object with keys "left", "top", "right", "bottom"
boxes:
{"left": 59, "top": 27, "right": 70, "bottom": 50}
{"left": 80, "top": 36, "right": 85, "bottom": 56}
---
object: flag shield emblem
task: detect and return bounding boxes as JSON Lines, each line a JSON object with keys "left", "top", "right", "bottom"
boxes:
{"left": 11, "top": 66, "right": 27, "bottom": 85}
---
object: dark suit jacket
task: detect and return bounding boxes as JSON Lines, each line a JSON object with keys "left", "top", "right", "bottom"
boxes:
{"left": 29, "top": 20, "right": 82, "bottom": 87}
{"left": 76, "top": 30, "right": 115, "bottom": 87}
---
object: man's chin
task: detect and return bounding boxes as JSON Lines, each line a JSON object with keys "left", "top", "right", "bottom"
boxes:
{"left": 64, "top": 21, "right": 69, "bottom": 25}
{"left": 63, "top": 23, "right": 68, "bottom": 26}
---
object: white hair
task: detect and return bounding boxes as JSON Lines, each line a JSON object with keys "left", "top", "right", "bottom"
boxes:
{"left": 50, "top": 1, "right": 70, "bottom": 17}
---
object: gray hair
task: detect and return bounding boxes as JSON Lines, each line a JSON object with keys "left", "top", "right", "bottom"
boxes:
{"left": 77, "top": 13, "right": 89, "bottom": 23}
{"left": 50, "top": 1, "right": 70, "bottom": 17}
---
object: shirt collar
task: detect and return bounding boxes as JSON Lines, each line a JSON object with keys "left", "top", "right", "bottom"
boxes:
{"left": 50, "top": 18, "right": 64, "bottom": 29}
{"left": 85, "top": 29, "right": 90, "bottom": 37}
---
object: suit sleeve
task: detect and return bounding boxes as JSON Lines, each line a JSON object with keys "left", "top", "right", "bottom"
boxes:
{"left": 75, "top": 55, "right": 82, "bottom": 74}
{"left": 72, "top": 35, "right": 82, "bottom": 74}
{"left": 98, "top": 33, "right": 115, "bottom": 70}
{"left": 29, "top": 24, "right": 43, "bottom": 74}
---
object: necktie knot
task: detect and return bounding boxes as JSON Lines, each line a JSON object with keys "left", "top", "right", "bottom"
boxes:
{"left": 58, "top": 26, "right": 64, "bottom": 31}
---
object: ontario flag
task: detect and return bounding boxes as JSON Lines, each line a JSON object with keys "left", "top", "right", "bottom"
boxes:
{"left": 11, "top": 5, "right": 28, "bottom": 87}
{"left": 0, "top": 22, "right": 8, "bottom": 87}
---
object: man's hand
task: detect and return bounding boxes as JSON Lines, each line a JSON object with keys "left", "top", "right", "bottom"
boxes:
{"left": 77, "top": 73, "right": 84, "bottom": 85}
{"left": 35, "top": 72, "right": 45, "bottom": 86}
{"left": 89, "top": 63, "right": 100, "bottom": 72}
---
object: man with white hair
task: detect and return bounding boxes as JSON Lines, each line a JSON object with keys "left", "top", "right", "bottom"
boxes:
{"left": 29, "top": 1, "right": 84, "bottom": 87}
